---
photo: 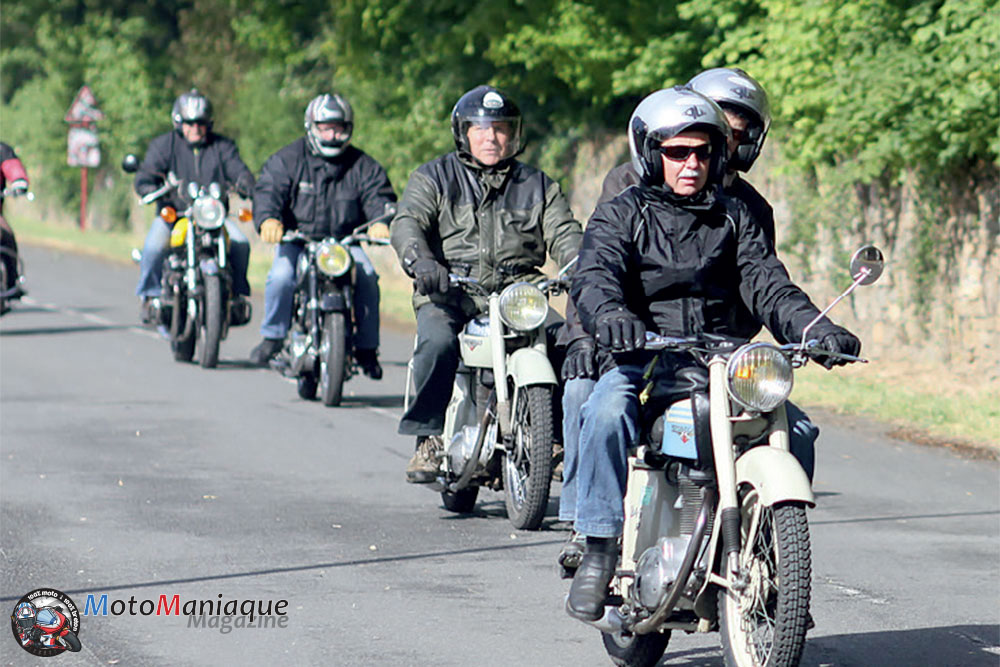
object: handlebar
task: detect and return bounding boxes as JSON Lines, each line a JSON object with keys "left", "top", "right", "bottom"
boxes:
{"left": 1, "top": 188, "right": 34, "bottom": 201}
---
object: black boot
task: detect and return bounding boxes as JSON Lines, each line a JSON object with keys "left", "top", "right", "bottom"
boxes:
{"left": 566, "top": 537, "right": 617, "bottom": 621}
{"left": 355, "top": 348, "right": 383, "bottom": 380}
{"left": 250, "top": 338, "right": 283, "bottom": 366}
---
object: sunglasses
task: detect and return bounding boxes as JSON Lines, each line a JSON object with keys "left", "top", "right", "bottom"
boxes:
{"left": 658, "top": 144, "right": 712, "bottom": 162}
{"left": 181, "top": 120, "right": 208, "bottom": 128}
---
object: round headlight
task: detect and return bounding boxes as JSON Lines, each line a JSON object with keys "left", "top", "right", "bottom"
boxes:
{"left": 726, "top": 343, "right": 793, "bottom": 412}
{"left": 316, "top": 241, "right": 351, "bottom": 277}
{"left": 192, "top": 196, "right": 225, "bottom": 230}
{"left": 498, "top": 282, "right": 548, "bottom": 331}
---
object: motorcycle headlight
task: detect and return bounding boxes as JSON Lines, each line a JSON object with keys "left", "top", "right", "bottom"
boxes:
{"left": 725, "top": 343, "right": 793, "bottom": 412}
{"left": 498, "top": 282, "right": 548, "bottom": 331}
{"left": 192, "top": 196, "right": 225, "bottom": 230}
{"left": 316, "top": 241, "right": 351, "bottom": 277}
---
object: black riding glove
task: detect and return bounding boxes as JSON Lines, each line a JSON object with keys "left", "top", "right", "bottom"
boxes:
{"left": 814, "top": 326, "right": 861, "bottom": 369}
{"left": 562, "top": 337, "right": 597, "bottom": 381}
{"left": 411, "top": 258, "right": 450, "bottom": 296}
{"left": 594, "top": 310, "right": 646, "bottom": 352}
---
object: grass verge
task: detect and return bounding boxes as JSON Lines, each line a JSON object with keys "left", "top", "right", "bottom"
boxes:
{"left": 8, "top": 213, "right": 997, "bottom": 454}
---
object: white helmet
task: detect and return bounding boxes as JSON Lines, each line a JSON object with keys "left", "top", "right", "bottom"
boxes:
{"left": 628, "top": 86, "right": 731, "bottom": 187}
{"left": 304, "top": 93, "right": 353, "bottom": 158}
{"left": 687, "top": 68, "right": 771, "bottom": 172}
{"left": 171, "top": 88, "right": 213, "bottom": 130}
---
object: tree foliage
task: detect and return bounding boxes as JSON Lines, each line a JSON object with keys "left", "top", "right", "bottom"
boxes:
{"left": 1, "top": 0, "right": 995, "bottom": 228}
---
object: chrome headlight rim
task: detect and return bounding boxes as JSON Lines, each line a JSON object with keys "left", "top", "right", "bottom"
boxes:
{"left": 316, "top": 240, "right": 351, "bottom": 277}
{"left": 192, "top": 196, "right": 225, "bottom": 230}
{"left": 498, "top": 282, "right": 548, "bottom": 331}
{"left": 725, "top": 342, "right": 794, "bottom": 413}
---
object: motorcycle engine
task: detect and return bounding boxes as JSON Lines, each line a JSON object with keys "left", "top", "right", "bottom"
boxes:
{"left": 635, "top": 535, "right": 690, "bottom": 611}
{"left": 447, "top": 422, "right": 497, "bottom": 473}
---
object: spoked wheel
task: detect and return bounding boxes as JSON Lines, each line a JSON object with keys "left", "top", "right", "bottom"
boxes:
{"left": 197, "top": 274, "right": 223, "bottom": 368}
{"left": 502, "top": 384, "right": 555, "bottom": 530}
{"left": 601, "top": 629, "right": 671, "bottom": 667}
{"left": 169, "top": 290, "right": 195, "bottom": 362}
{"left": 319, "top": 313, "right": 347, "bottom": 406}
{"left": 719, "top": 490, "right": 811, "bottom": 667}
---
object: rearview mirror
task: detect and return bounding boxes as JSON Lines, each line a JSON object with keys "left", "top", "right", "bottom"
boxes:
{"left": 850, "top": 245, "right": 884, "bottom": 286}
{"left": 121, "top": 154, "right": 139, "bottom": 173}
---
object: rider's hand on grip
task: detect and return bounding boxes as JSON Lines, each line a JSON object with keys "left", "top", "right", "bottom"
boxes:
{"left": 815, "top": 326, "right": 861, "bottom": 369}
{"left": 595, "top": 310, "right": 646, "bottom": 352}
{"left": 562, "top": 337, "right": 597, "bottom": 380}
{"left": 260, "top": 218, "right": 283, "bottom": 244}
{"left": 411, "top": 258, "right": 450, "bottom": 295}
{"left": 367, "top": 221, "right": 390, "bottom": 240}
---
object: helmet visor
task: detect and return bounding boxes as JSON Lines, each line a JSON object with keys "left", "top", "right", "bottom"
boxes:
{"left": 460, "top": 117, "right": 521, "bottom": 164}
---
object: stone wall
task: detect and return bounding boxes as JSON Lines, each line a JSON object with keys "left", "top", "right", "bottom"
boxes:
{"left": 564, "top": 137, "right": 1000, "bottom": 384}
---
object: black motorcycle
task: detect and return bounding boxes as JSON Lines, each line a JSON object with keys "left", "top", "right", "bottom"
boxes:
{"left": 0, "top": 185, "right": 33, "bottom": 315}
{"left": 123, "top": 155, "right": 252, "bottom": 367}
{"left": 275, "top": 205, "right": 395, "bottom": 406}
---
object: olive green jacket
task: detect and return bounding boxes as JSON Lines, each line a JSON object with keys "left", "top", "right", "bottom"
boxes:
{"left": 390, "top": 151, "right": 581, "bottom": 309}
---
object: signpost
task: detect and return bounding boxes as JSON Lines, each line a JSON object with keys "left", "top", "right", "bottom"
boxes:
{"left": 65, "top": 85, "right": 104, "bottom": 230}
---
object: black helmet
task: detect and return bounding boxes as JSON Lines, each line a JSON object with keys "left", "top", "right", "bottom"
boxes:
{"left": 171, "top": 88, "right": 213, "bottom": 130}
{"left": 304, "top": 93, "right": 354, "bottom": 158}
{"left": 687, "top": 68, "right": 771, "bottom": 172}
{"left": 628, "top": 86, "right": 731, "bottom": 187}
{"left": 451, "top": 85, "right": 522, "bottom": 165}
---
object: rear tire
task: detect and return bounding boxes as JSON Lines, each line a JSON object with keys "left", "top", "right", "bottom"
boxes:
{"left": 320, "top": 312, "right": 347, "bottom": 406}
{"left": 441, "top": 486, "right": 479, "bottom": 513}
{"left": 197, "top": 274, "right": 223, "bottom": 368}
{"left": 719, "top": 495, "right": 811, "bottom": 667}
{"left": 601, "top": 630, "right": 671, "bottom": 667}
{"left": 503, "top": 385, "right": 555, "bottom": 530}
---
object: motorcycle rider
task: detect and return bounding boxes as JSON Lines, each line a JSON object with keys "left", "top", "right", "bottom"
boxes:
{"left": 249, "top": 93, "right": 397, "bottom": 378}
{"left": 564, "top": 87, "right": 861, "bottom": 621}
{"left": 557, "top": 69, "right": 820, "bottom": 573}
{"left": 390, "top": 84, "right": 582, "bottom": 483}
{"left": 1, "top": 141, "right": 30, "bottom": 302}
{"left": 133, "top": 89, "right": 254, "bottom": 322}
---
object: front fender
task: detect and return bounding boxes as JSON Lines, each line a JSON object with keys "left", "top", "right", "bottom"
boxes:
{"left": 506, "top": 347, "right": 557, "bottom": 387}
{"left": 735, "top": 446, "right": 815, "bottom": 507}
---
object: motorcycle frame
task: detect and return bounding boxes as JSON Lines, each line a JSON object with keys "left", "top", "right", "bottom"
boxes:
{"left": 166, "top": 217, "right": 233, "bottom": 341}
{"left": 291, "top": 239, "right": 355, "bottom": 379}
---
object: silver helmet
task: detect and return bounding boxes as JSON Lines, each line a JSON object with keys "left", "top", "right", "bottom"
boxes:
{"left": 304, "top": 93, "right": 353, "bottom": 158}
{"left": 628, "top": 86, "right": 731, "bottom": 187}
{"left": 687, "top": 68, "right": 770, "bottom": 172}
{"left": 171, "top": 88, "right": 213, "bottom": 130}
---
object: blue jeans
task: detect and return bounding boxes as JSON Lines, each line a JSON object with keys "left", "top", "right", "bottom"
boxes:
{"left": 136, "top": 217, "right": 250, "bottom": 297}
{"left": 570, "top": 365, "right": 819, "bottom": 537}
{"left": 259, "top": 243, "right": 379, "bottom": 349}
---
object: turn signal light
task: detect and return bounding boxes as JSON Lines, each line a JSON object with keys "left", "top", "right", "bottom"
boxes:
{"left": 160, "top": 206, "right": 177, "bottom": 224}
{"left": 238, "top": 207, "right": 252, "bottom": 223}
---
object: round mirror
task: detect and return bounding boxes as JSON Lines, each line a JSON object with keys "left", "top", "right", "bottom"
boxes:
{"left": 850, "top": 245, "right": 884, "bottom": 285}
{"left": 187, "top": 182, "right": 200, "bottom": 200}
{"left": 121, "top": 154, "right": 139, "bottom": 173}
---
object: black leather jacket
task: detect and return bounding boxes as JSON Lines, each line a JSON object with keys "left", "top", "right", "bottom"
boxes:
{"left": 390, "top": 151, "right": 581, "bottom": 307}
{"left": 134, "top": 130, "right": 254, "bottom": 211}
{"left": 253, "top": 140, "right": 396, "bottom": 240}
{"left": 571, "top": 182, "right": 840, "bottom": 368}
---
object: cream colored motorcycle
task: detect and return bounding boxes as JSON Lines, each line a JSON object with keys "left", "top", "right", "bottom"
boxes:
{"left": 585, "top": 246, "right": 884, "bottom": 667}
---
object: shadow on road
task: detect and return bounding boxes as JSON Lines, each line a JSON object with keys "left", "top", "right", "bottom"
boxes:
{"left": 0, "top": 324, "right": 133, "bottom": 337}
{"left": 340, "top": 394, "right": 406, "bottom": 408}
{"left": 0, "top": 538, "right": 566, "bottom": 603}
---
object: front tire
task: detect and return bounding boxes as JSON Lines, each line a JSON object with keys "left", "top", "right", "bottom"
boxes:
{"left": 719, "top": 495, "right": 811, "bottom": 667}
{"left": 319, "top": 312, "right": 347, "bottom": 406}
{"left": 601, "top": 630, "right": 671, "bottom": 667}
{"left": 197, "top": 274, "right": 223, "bottom": 368}
{"left": 503, "top": 385, "right": 555, "bottom": 530}
{"left": 61, "top": 631, "right": 82, "bottom": 652}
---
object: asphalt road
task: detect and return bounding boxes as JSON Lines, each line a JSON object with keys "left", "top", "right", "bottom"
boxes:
{"left": 2, "top": 245, "right": 998, "bottom": 666}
